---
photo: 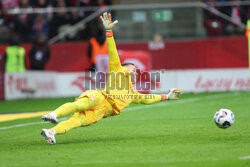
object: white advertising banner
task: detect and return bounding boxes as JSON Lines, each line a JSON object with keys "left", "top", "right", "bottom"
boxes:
{"left": 152, "top": 68, "right": 250, "bottom": 93}
{"left": 4, "top": 72, "right": 99, "bottom": 100}
{"left": 4, "top": 68, "right": 250, "bottom": 100}
{"left": 56, "top": 72, "right": 96, "bottom": 97}
{"left": 5, "top": 72, "right": 58, "bottom": 100}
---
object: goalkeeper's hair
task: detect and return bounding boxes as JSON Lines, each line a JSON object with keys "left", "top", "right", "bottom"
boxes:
{"left": 121, "top": 62, "right": 135, "bottom": 67}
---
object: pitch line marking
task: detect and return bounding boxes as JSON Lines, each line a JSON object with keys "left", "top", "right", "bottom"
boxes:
{"left": 239, "top": 155, "right": 250, "bottom": 160}
{"left": 0, "top": 118, "right": 67, "bottom": 130}
{"left": 72, "top": 158, "right": 223, "bottom": 165}
{"left": 0, "top": 92, "right": 241, "bottom": 130}
{"left": 0, "top": 121, "right": 49, "bottom": 130}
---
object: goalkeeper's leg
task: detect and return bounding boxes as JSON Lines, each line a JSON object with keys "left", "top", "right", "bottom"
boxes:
{"left": 54, "top": 97, "right": 94, "bottom": 117}
{"left": 52, "top": 90, "right": 102, "bottom": 117}
{"left": 50, "top": 97, "right": 113, "bottom": 134}
{"left": 51, "top": 112, "right": 86, "bottom": 134}
{"left": 41, "top": 112, "right": 87, "bottom": 144}
{"left": 42, "top": 97, "right": 94, "bottom": 123}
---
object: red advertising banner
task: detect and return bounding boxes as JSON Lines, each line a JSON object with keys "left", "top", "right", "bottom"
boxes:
{"left": 117, "top": 36, "right": 248, "bottom": 70}
{"left": 47, "top": 42, "right": 91, "bottom": 72}
{"left": 0, "top": 36, "right": 248, "bottom": 73}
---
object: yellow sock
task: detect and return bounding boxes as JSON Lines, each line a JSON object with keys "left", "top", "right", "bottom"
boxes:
{"left": 54, "top": 97, "right": 93, "bottom": 117}
{"left": 51, "top": 116, "right": 84, "bottom": 134}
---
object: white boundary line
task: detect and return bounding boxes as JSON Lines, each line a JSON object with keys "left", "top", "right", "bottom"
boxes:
{"left": 72, "top": 158, "right": 222, "bottom": 165}
{"left": 239, "top": 155, "right": 250, "bottom": 160}
{"left": 0, "top": 121, "right": 49, "bottom": 130}
{"left": 0, "top": 92, "right": 241, "bottom": 130}
{"left": 0, "top": 118, "right": 67, "bottom": 130}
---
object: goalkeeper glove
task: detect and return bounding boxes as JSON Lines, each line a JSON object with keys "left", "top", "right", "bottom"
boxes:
{"left": 100, "top": 12, "right": 118, "bottom": 37}
{"left": 161, "top": 88, "right": 182, "bottom": 100}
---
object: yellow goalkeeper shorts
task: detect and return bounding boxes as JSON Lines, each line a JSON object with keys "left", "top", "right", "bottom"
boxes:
{"left": 73, "top": 90, "right": 113, "bottom": 126}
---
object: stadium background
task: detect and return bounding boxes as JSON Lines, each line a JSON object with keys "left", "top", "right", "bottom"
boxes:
{"left": 0, "top": 0, "right": 250, "bottom": 167}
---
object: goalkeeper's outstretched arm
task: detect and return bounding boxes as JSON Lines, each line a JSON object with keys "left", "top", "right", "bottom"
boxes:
{"left": 134, "top": 88, "right": 182, "bottom": 104}
{"left": 100, "top": 12, "right": 121, "bottom": 72}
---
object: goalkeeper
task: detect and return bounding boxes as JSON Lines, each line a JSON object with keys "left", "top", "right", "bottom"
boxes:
{"left": 41, "top": 12, "right": 182, "bottom": 144}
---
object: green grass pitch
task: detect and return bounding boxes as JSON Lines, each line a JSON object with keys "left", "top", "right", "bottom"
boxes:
{"left": 0, "top": 91, "right": 250, "bottom": 167}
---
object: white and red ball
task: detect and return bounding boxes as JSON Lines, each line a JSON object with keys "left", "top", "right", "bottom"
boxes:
{"left": 214, "top": 109, "right": 235, "bottom": 129}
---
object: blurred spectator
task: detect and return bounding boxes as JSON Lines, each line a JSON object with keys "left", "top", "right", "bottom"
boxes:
{"left": 68, "top": 0, "right": 88, "bottom": 18}
{"left": 231, "top": 0, "right": 242, "bottom": 25}
{"left": 34, "top": 0, "right": 49, "bottom": 8}
{"left": 68, "top": 0, "right": 89, "bottom": 7}
{"left": 1, "top": 0, "right": 19, "bottom": 27}
{"left": 4, "top": 36, "right": 26, "bottom": 72}
{"left": 53, "top": 0, "right": 66, "bottom": 7}
{"left": 49, "top": 0, "right": 69, "bottom": 38}
{"left": 33, "top": 0, "right": 54, "bottom": 21}
{"left": 50, "top": 0, "right": 87, "bottom": 40}
{"left": 148, "top": 33, "right": 165, "bottom": 50}
{"left": 0, "top": 3, "right": 10, "bottom": 42}
{"left": 96, "top": 0, "right": 107, "bottom": 8}
{"left": 204, "top": 0, "right": 249, "bottom": 36}
{"left": 203, "top": 0, "right": 224, "bottom": 36}
{"left": 56, "top": 9, "right": 84, "bottom": 40}
{"left": 29, "top": 34, "right": 50, "bottom": 70}
{"left": 70, "top": 10, "right": 82, "bottom": 24}
{"left": 32, "top": 14, "right": 49, "bottom": 37}
{"left": 88, "top": 28, "right": 107, "bottom": 71}
{"left": 0, "top": 0, "right": 113, "bottom": 42}
{"left": 13, "top": 0, "right": 34, "bottom": 42}
{"left": 1, "top": 0, "right": 19, "bottom": 8}
{"left": 224, "top": 0, "right": 247, "bottom": 35}
{"left": 90, "top": 0, "right": 112, "bottom": 7}
{"left": 240, "top": 0, "right": 250, "bottom": 24}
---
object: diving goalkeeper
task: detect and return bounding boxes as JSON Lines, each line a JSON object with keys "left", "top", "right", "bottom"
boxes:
{"left": 41, "top": 12, "right": 182, "bottom": 144}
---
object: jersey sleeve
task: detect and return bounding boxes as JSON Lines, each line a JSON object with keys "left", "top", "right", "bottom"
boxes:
{"left": 106, "top": 36, "right": 122, "bottom": 72}
{"left": 133, "top": 90, "right": 162, "bottom": 104}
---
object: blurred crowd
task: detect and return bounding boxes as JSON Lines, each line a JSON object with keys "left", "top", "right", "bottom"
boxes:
{"left": 1, "top": 0, "right": 250, "bottom": 73}
{"left": 0, "top": 0, "right": 112, "bottom": 72}
{"left": 0, "top": 0, "right": 112, "bottom": 43}
{"left": 203, "top": 0, "right": 250, "bottom": 36}
{"left": 0, "top": 0, "right": 249, "bottom": 43}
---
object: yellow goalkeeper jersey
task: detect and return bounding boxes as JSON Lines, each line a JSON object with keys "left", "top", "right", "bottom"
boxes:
{"left": 100, "top": 35, "right": 162, "bottom": 115}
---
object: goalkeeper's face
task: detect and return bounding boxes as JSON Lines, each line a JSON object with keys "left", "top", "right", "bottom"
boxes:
{"left": 124, "top": 64, "right": 138, "bottom": 83}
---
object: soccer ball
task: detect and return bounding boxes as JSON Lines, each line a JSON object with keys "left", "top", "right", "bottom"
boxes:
{"left": 214, "top": 109, "right": 235, "bottom": 129}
